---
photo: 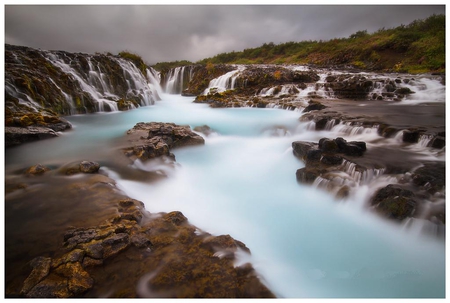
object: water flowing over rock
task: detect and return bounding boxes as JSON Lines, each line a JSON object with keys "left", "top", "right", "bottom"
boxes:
{"left": 5, "top": 44, "right": 163, "bottom": 146}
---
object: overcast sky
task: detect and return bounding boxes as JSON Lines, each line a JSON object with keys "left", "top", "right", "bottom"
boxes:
{"left": 4, "top": 4, "right": 446, "bottom": 65}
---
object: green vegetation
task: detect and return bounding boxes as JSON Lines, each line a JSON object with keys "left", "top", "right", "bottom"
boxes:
{"left": 152, "top": 60, "right": 193, "bottom": 72}
{"left": 118, "top": 51, "right": 148, "bottom": 74}
{"left": 194, "top": 14, "right": 444, "bottom": 74}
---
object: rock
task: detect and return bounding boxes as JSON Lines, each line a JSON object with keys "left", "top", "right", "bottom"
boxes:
{"left": 59, "top": 161, "right": 100, "bottom": 175}
{"left": 5, "top": 126, "right": 58, "bottom": 147}
{"left": 402, "top": 130, "right": 422, "bottom": 143}
{"left": 164, "top": 211, "right": 188, "bottom": 226}
{"left": 25, "top": 164, "right": 51, "bottom": 176}
{"left": 21, "top": 257, "right": 52, "bottom": 295}
{"left": 303, "top": 100, "right": 327, "bottom": 112}
{"left": 411, "top": 162, "right": 445, "bottom": 194}
{"left": 428, "top": 136, "right": 445, "bottom": 149}
{"left": 371, "top": 184, "right": 417, "bottom": 221}
{"left": 296, "top": 167, "right": 319, "bottom": 184}
{"left": 123, "top": 122, "right": 205, "bottom": 163}
{"left": 394, "top": 87, "right": 414, "bottom": 95}
{"left": 193, "top": 125, "right": 214, "bottom": 136}
{"left": 319, "top": 138, "right": 339, "bottom": 153}
{"left": 292, "top": 141, "right": 317, "bottom": 160}
{"left": 79, "top": 161, "right": 100, "bottom": 173}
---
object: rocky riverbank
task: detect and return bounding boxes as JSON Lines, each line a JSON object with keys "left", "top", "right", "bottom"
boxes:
{"left": 291, "top": 98, "right": 445, "bottom": 231}
{"left": 5, "top": 123, "right": 275, "bottom": 298}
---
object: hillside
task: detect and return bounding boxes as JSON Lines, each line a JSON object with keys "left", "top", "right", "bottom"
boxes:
{"left": 153, "top": 14, "right": 445, "bottom": 74}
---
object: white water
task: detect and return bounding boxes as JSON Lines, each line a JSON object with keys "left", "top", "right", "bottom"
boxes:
{"left": 6, "top": 93, "right": 444, "bottom": 298}
{"left": 203, "top": 66, "right": 245, "bottom": 94}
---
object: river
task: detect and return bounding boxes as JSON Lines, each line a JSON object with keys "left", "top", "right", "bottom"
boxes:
{"left": 5, "top": 92, "right": 445, "bottom": 298}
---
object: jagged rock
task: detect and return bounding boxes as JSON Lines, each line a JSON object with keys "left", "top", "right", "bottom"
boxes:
{"left": 123, "top": 122, "right": 205, "bottom": 163}
{"left": 21, "top": 257, "right": 52, "bottom": 295}
{"left": 371, "top": 184, "right": 417, "bottom": 221}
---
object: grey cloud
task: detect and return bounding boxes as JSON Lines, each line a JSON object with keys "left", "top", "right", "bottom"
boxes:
{"left": 5, "top": 5, "right": 445, "bottom": 64}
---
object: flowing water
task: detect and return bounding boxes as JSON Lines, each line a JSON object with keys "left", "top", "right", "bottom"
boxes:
{"left": 5, "top": 92, "right": 445, "bottom": 298}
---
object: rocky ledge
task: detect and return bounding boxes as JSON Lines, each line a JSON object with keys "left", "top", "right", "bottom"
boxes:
{"left": 5, "top": 114, "right": 72, "bottom": 147}
{"left": 122, "top": 122, "right": 205, "bottom": 163}
{"left": 5, "top": 160, "right": 274, "bottom": 298}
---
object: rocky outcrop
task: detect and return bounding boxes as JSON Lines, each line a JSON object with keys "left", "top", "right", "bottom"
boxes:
{"left": 6, "top": 158, "right": 275, "bottom": 298}
{"left": 9, "top": 172, "right": 274, "bottom": 298}
{"left": 5, "top": 44, "right": 162, "bottom": 146}
{"left": 122, "top": 122, "right": 205, "bottom": 163}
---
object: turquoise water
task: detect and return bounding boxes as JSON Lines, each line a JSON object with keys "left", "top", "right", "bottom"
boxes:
{"left": 5, "top": 94, "right": 445, "bottom": 298}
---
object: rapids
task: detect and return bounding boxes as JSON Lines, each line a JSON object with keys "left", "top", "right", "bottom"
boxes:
{"left": 4, "top": 93, "right": 445, "bottom": 298}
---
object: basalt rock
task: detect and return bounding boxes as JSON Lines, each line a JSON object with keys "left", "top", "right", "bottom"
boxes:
{"left": 5, "top": 126, "right": 59, "bottom": 147}
{"left": 371, "top": 185, "right": 417, "bottom": 221}
{"left": 19, "top": 193, "right": 275, "bottom": 298}
{"left": 123, "top": 122, "right": 205, "bottom": 163}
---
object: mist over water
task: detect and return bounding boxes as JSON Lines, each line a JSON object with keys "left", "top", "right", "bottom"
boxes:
{"left": 5, "top": 94, "right": 445, "bottom": 298}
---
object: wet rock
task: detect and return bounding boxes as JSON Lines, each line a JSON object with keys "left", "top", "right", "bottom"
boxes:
{"left": 371, "top": 184, "right": 417, "bottom": 221}
{"left": 428, "top": 136, "right": 445, "bottom": 149}
{"left": 21, "top": 257, "right": 52, "bottom": 295}
{"left": 411, "top": 162, "right": 445, "bottom": 194}
{"left": 193, "top": 125, "right": 214, "bottom": 136}
{"left": 79, "top": 161, "right": 100, "bottom": 173}
{"left": 25, "top": 164, "right": 51, "bottom": 176}
{"left": 164, "top": 211, "right": 188, "bottom": 226}
{"left": 296, "top": 167, "right": 320, "bottom": 184}
{"left": 123, "top": 122, "right": 205, "bottom": 163}
{"left": 402, "top": 129, "right": 423, "bottom": 143}
{"left": 5, "top": 126, "right": 58, "bottom": 147}
{"left": 292, "top": 141, "right": 318, "bottom": 160}
{"left": 303, "top": 100, "right": 327, "bottom": 112}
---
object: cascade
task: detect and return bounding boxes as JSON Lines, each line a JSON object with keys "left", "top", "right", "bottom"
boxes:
{"left": 202, "top": 66, "right": 244, "bottom": 94}
{"left": 164, "top": 66, "right": 194, "bottom": 94}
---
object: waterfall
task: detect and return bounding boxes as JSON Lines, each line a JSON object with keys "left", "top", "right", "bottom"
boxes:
{"left": 164, "top": 66, "right": 194, "bottom": 94}
{"left": 40, "top": 51, "right": 162, "bottom": 112}
{"left": 202, "top": 66, "right": 244, "bottom": 95}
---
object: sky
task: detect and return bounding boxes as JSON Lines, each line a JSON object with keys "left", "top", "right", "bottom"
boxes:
{"left": 3, "top": 3, "right": 447, "bottom": 65}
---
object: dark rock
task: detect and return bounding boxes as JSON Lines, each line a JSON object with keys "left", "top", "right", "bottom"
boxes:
{"left": 411, "top": 162, "right": 445, "bottom": 194}
{"left": 320, "top": 154, "right": 343, "bottom": 165}
{"left": 402, "top": 130, "right": 421, "bottom": 143}
{"left": 292, "top": 141, "right": 317, "bottom": 160}
{"left": 303, "top": 100, "right": 327, "bottom": 112}
{"left": 5, "top": 126, "right": 58, "bottom": 147}
{"left": 395, "top": 87, "right": 414, "bottom": 95}
{"left": 315, "top": 118, "right": 329, "bottom": 130}
{"left": 296, "top": 167, "right": 319, "bottom": 184}
{"left": 428, "top": 136, "right": 445, "bottom": 149}
{"left": 319, "top": 138, "right": 339, "bottom": 153}
{"left": 371, "top": 184, "right": 417, "bottom": 221}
